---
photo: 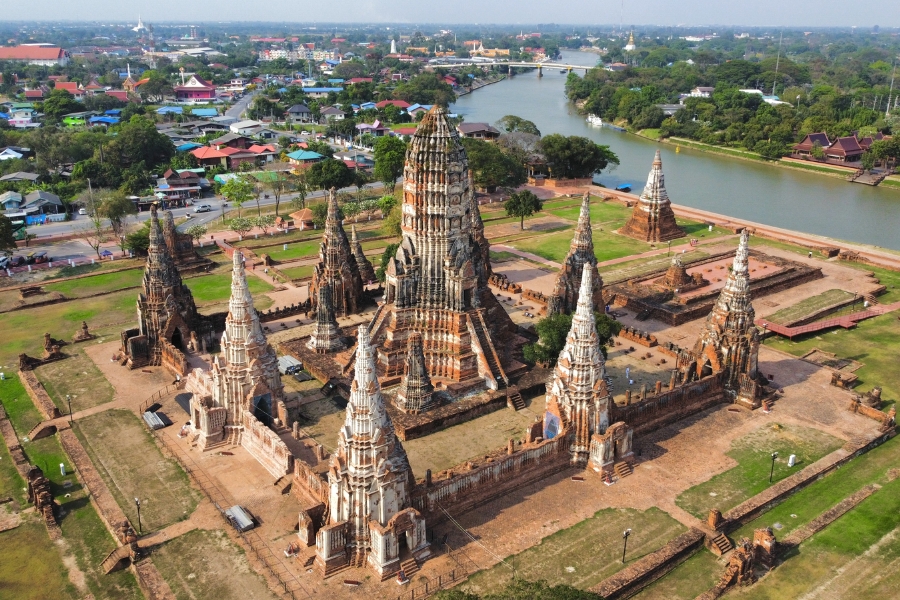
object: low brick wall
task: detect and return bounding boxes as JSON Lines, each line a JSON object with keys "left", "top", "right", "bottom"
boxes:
{"left": 18, "top": 369, "right": 62, "bottom": 420}
{"left": 590, "top": 528, "right": 706, "bottom": 599}
{"left": 611, "top": 375, "right": 726, "bottom": 437}
{"left": 780, "top": 484, "right": 879, "bottom": 550}
{"left": 0, "top": 405, "right": 31, "bottom": 480}
{"left": 721, "top": 429, "right": 895, "bottom": 532}
{"left": 849, "top": 401, "right": 894, "bottom": 427}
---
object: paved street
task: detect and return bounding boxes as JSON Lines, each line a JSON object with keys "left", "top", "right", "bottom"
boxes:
{"left": 224, "top": 90, "right": 257, "bottom": 119}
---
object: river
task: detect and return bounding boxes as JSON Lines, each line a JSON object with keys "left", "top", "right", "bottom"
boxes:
{"left": 451, "top": 51, "right": 900, "bottom": 250}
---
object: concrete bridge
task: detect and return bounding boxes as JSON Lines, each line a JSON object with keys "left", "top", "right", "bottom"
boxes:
{"left": 428, "top": 58, "right": 594, "bottom": 77}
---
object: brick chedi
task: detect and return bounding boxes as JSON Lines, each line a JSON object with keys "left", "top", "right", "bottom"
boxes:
{"left": 307, "top": 284, "right": 345, "bottom": 354}
{"left": 375, "top": 106, "right": 518, "bottom": 393}
{"left": 689, "top": 229, "right": 761, "bottom": 407}
{"left": 620, "top": 150, "right": 685, "bottom": 243}
{"left": 315, "top": 326, "right": 429, "bottom": 578}
{"left": 187, "top": 251, "right": 293, "bottom": 475}
{"left": 350, "top": 225, "right": 376, "bottom": 284}
{"left": 395, "top": 332, "right": 435, "bottom": 413}
{"left": 310, "top": 189, "right": 364, "bottom": 318}
{"left": 548, "top": 191, "right": 603, "bottom": 314}
{"left": 163, "top": 208, "right": 208, "bottom": 269}
{"left": 543, "top": 268, "right": 613, "bottom": 465}
{"left": 121, "top": 204, "right": 199, "bottom": 375}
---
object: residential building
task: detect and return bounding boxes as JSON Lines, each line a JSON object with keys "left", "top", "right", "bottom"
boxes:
{"left": 286, "top": 150, "right": 325, "bottom": 167}
{"left": 0, "top": 46, "right": 69, "bottom": 66}
{"left": 174, "top": 75, "right": 217, "bottom": 102}
{"left": 689, "top": 86, "right": 715, "bottom": 98}
{"left": 792, "top": 133, "right": 832, "bottom": 158}
{"left": 302, "top": 87, "right": 342, "bottom": 99}
{"left": 286, "top": 104, "right": 314, "bottom": 124}
{"left": 457, "top": 122, "right": 501, "bottom": 141}
{"left": 154, "top": 169, "right": 203, "bottom": 202}
{"left": 320, "top": 106, "right": 345, "bottom": 120}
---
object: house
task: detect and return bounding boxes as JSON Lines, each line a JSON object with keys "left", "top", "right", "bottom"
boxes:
{"left": 406, "top": 104, "right": 432, "bottom": 119}
{"left": 825, "top": 136, "right": 864, "bottom": 162}
{"left": 0, "top": 172, "right": 39, "bottom": 183}
{"left": 286, "top": 150, "right": 325, "bottom": 167}
{"left": 321, "top": 106, "right": 345, "bottom": 121}
{"left": 655, "top": 104, "right": 683, "bottom": 116}
{"left": 229, "top": 120, "right": 264, "bottom": 136}
{"left": 375, "top": 100, "right": 410, "bottom": 110}
{"left": 174, "top": 75, "right": 217, "bottom": 102}
{"left": 0, "top": 147, "right": 24, "bottom": 161}
{"left": 689, "top": 86, "right": 715, "bottom": 98}
{"left": 604, "top": 62, "right": 628, "bottom": 72}
{"left": 347, "top": 77, "right": 373, "bottom": 85}
{"left": 0, "top": 191, "right": 23, "bottom": 210}
{"left": 191, "top": 108, "right": 218, "bottom": 118}
{"left": 302, "top": 87, "right": 342, "bottom": 99}
{"left": 105, "top": 90, "right": 130, "bottom": 102}
{"left": 24, "top": 89, "right": 44, "bottom": 101}
{"left": 56, "top": 81, "right": 85, "bottom": 99}
{"left": 23, "top": 191, "right": 64, "bottom": 215}
{"left": 153, "top": 169, "right": 203, "bottom": 202}
{"left": 0, "top": 46, "right": 69, "bottom": 66}
{"left": 88, "top": 116, "right": 120, "bottom": 126}
{"left": 792, "top": 133, "right": 832, "bottom": 157}
{"left": 62, "top": 112, "right": 94, "bottom": 127}
{"left": 210, "top": 133, "right": 254, "bottom": 149}
{"left": 457, "top": 122, "right": 501, "bottom": 141}
{"left": 247, "top": 144, "right": 278, "bottom": 163}
{"left": 286, "top": 104, "right": 314, "bottom": 124}
{"left": 359, "top": 101, "right": 377, "bottom": 111}
{"left": 191, "top": 146, "right": 229, "bottom": 169}
{"left": 355, "top": 120, "right": 390, "bottom": 137}
{"left": 7, "top": 108, "right": 38, "bottom": 128}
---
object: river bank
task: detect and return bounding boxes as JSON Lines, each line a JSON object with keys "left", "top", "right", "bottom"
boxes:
{"left": 455, "top": 74, "right": 507, "bottom": 98}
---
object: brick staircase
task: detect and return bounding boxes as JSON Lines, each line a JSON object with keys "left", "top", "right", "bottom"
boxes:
{"left": 400, "top": 557, "right": 420, "bottom": 578}
{"left": 507, "top": 387, "right": 525, "bottom": 411}
{"left": 709, "top": 532, "right": 733, "bottom": 556}
{"left": 468, "top": 309, "right": 508, "bottom": 390}
{"left": 101, "top": 544, "right": 133, "bottom": 574}
{"left": 614, "top": 462, "right": 633, "bottom": 479}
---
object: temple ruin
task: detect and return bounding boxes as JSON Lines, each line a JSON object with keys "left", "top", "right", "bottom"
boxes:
{"left": 120, "top": 204, "right": 201, "bottom": 376}
{"left": 186, "top": 251, "right": 294, "bottom": 476}
{"left": 548, "top": 191, "right": 604, "bottom": 314}
{"left": 679, "top": 230, "right": 762, "bottom": 408}
{"left": 309, "top": 189, "right": 365, "bottom": 317}
{"left": 162, "top": 209, "right": 211, "bottom": 271}
{"left": 620, "top": 150, "right": 685, "bottom": 243}
{"left": 371, "top": 106, "right": 520, "bottom": 394}
{"left": 395, "top": 333, "right": 435, "bottom": 413}
{"left": 350, "top": 225, "right": 377, "bottom": 284}
{"left": 307, "top": 284, "right": 346, "bottom": 354}
{"left": 315, "top": 326, "right": 430, "bottom": 578}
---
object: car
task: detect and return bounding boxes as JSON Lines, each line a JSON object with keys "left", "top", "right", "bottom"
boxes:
{"left": 7, "top": 256, "right": 25, "bottom": 267}
{"left": 78, "top": 207, "right": 87, "bottom": 215}
{"left": 0, "top": 256, "right": 8, "bottom": 269}
{"left": 194, "top": 204, "right": 212, "bottom": 213}
{"left": 300, "top": 130, "right": 310, "bottom": 135}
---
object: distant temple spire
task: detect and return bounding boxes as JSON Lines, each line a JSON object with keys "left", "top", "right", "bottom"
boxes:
{"left": 350, "top": 225, "right": 376, "bottom": 283}
{"left": 310, "top": 188, "right": 364, "bottom": 317}
{"left": 307, "top": 284, "right": 345, "bottom": 354}
{"left": 548, "top": 191, "right": 603, "bottom": 315}
{"left": 620, "top": 150, "right": 685, "bottom": 243}
{"left": 544, "top": 268, "right": 611, "bottom": 465}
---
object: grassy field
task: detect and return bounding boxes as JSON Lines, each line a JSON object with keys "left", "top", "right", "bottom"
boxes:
{"left": 75, "top": 410, "right": 198, "bottom": 531}
{"left": 43, "top": 268, "right": 145, "bottom": 298}
{"left": 35, "top": 347, "right": 116, "bottom": 414}
{"left": 675, "top": 424, "right": 844, "bottom": 519}
{"left": 280, "top": 264, "right": 315, "bottom": 280}
{"left": 459, "top": 507, "right": 686, "bottom": 595}
{"left": 598, "top": 249, "right": 709, "bottom": 284}
{"left": 631, "top": 545, "right": 721, "bottom": 600}
{"left": 152, "top": 529, "right": 277, "bottom": 600}
{"left": 185, "top": 272, "right": 274, "bottom": 304}
{"left": 0, "top": 520, "right": 77, "bottom": 600}
{"left": 0, "top": 289, "right": 135, "bottom": 366}
{"left": 764, "top": 313, "right": 900, "bottom": 404}
{"left": 0, "top": 428, "right": 26, "bottom": 506}
{"left": 0, "top": 376, "right": 142, "bottom": 599}
{"left": 765, "top": 289, "right": 856, "bottom": 325}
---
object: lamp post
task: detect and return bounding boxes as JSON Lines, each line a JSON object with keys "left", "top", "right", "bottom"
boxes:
{"left": 66, "top": 394, "right": 73, "bottom": 424}
{"left": 134, "top": 497, "right": 142, "bottom": 534}
{"left": 769, "top": 452, "right": 778, "bottom": 483}
{"left": 622, "top": 528, "right": 632, "bottom": 563}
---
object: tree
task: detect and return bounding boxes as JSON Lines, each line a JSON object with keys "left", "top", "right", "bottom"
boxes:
{"left": 97, "top": 189, "right": 137, "bottom": 254}
{"left": 504, "top": 190, "right": 543, "bottom": 230}
{"left": 810, "top": 141, "right": 826, "bottom": 160}
{"left": 76, "top": 207, "right": 111, "bottom": 260}
{"left": 0, "top": 215, "right": 17, "bottom": 257}
{"left": 375, "top": 243, "right": 400, "bottom": 282}
{"left": 228, "top": 216, "right": 254, "bottom": 239}
{"left": 752, "top": 140, "right": 787, "bottom": 161}
{"left": 265, "top": 163, "right": 296, "bottom": 216}
{"left": 254, "top": 214, "right": 277, "bottom": 235}
{"left": 373, "top": 136, "right": 407, "bottom": 192}
{"left": 125, "top": 223, "right": 150, "bottom": 256}
{"left": 393, "top": 72, "right": 455, "bottom": 106}
{"left": 861, "top": 150, "right": 876, "bottom": 171}
{"left": 311, "top": 201, "right": 329, "bottom": 228}
{"left": 41, "top": 89, "right": 82, "bottom": 124}
{"left": 185, "top": 224, "right": 207, "bottom": 245}
{"left": 290, "top": 171, "right": 310, "bottom": 211}
{"left": 220, "top": 176, "right": 255, "bottom": 216}
{"left": 540, "top": 134, "right": 619, "bottom": 179}
{"left": 524, "top": 311, "right": 621, "bottom": 365}
{"left": 139, "top": 74, "right": 174, "bottom": 103}
{"left": 497, "top": 115, "right": 541, "bottom": 136}
{"left": 461, "top": 138, "right": 527, "bottom": 191}
{"left": 307, "top": 158, "right": 355, "bottom": 191}
{"left": 378, "top": 194, "right": 397, "bottom": 216}
{"left": 104, "top": 115, "right": 175, "bottom": 171}
{"left": 382, "top": 204, "right": 402, "bottom": 237}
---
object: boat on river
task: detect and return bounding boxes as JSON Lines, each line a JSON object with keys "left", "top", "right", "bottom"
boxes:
{"left": 586, "top": 114, "right": 602, "bottom": 126}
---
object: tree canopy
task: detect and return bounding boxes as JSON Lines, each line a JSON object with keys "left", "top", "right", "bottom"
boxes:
{"left": 504, "top": 190, "right": 544, "bottom": 229}
{"left": 497, "top": 115, "right": 541, "bottom": 136}
{"left": 307, "top": 158, "right": 355, "bottom": 191}
{"left": 393, "top": 73, "right": 456, "bottom": 107}
{"left": 373, "top": 135, "right": 408, "bottom": 192}
{"left": 524, "top": 311, "right": 621, "bottom": 365}
{"left": 461, "top": 138, "right": 526, "bottom": 191}
{"left": 539, "top": 134, "right": 620, "bottom": 179}
{"left": 0, "top": 215, "right": 17, "bottom": 256}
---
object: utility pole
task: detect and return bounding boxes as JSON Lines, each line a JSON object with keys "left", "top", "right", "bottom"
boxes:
{"left": 772, "top": 31, "right": 783, "bottom": 97}
{"left": 887, "top": 63, "right": 896, "bottom": 118}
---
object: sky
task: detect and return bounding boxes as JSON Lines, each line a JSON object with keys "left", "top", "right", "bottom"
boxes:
{"left": 12, "top": 0, "right": 900, "bottom": 28}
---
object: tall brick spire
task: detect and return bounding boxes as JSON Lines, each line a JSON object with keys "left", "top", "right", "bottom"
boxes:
{"left": 544, "top": 268, "right": 611, "bottom": 465}
{"left": 310, "top": 188, "right": 364, "bottom": 318}
{"left": 307, "top": 284, "right": 345, "bottom": 353}
{"left": 548, "top": 191, "right": 603, "bottom": 314}
{"left": 350, "top": 225, "right": 376, "bottom": 283}
{"left": 620, "top": 150, "right": 685, "bottom": 243}
{"left": 395, "top": 332, "right": 435, "bottom": 413}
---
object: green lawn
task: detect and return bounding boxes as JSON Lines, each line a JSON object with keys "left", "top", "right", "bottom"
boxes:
{"left": 185, "top": 272, "right": 274, "bottom": 304}
{"left": 0, "top": 289, "right": 136, "bottom": 366}
{"left": 35, "top": 348, "right": 116, "bottom": 414}
{"left": 0, "top": 374, "right": 46, "bottom": 435}
{"left": 74, "top": 410, "right": 197, "bottom": 531}
{"left": 251, "top": 239, "right": 320, "bottom": 262}
{"left": 0, "top": 421, "right": 26, "bottom": 506}
{"left": 46, "top": 258, "right": 145, "bottom": 280}
{"left": 631, "top": 544, "right": 720, "bottom": 600}
{"left": 459, "top": 507, "right": 686, "bottom": 595}
{"left": 764, "top": 313, "right": 900, "bottom": 404}
{"left": 280, "top": 265, "right": 315, "bottom": 280}
{"left": 765, "top": 289, "right": 856, "bottom": 325}
{"left": 43, "top": 268, "right": 145, "bottom": 298}
{"left": 598, "top": 250, "right": 709, "bottom": 284}
{"left": 511, "top": 228, "right": 649, "bottom": 263}
{"left": 675, "top": 424, "right": 844, "bottom": 519}
{"left": 0, "top": 520, "right": 77, "bottom": 600}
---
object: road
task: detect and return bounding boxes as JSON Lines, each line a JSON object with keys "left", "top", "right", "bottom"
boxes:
{"left": 225, "top": 91, "right": 258, "bottom": 120}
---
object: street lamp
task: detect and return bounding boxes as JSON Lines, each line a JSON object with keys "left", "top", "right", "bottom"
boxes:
{"left": 667, "top": 240, "right": 672, "bottom": 256}
{"left": 622, "top": 529, "right": 632, "bottom": 563}
{"left": 769, "top": 452, "right": 778, "bottom": 483}
{"left": 66, "top": 394, "right": 73, "bottom": 424}
{"left": 134, "top": 497, "right": 142, "bottom": 534}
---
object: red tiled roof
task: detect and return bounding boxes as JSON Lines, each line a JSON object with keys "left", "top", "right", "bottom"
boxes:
{"left": 105, "top": 90, "right": 129, "bottom": 101}
{"left": 24, "top": 90, "right": 44, "bottom": 99}
{"left": 827, "top": 136, "right": 863, "bottom": 157}
{"left": 248, "top": 144, "right": 277, "bottom": 154}
{"left": 56, "top": 81, "right": 80, "bottom": 92}
{"left": 375, "top": 100, "right": 410, "bottom": 109}
{"left": 191, "top": 147, "right": 228, "bottom": 160}
{"left": 0, "top": 46, "right": 66, "bottom": 60}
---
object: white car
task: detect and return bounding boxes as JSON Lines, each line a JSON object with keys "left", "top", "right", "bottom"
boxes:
{"left": 194, "top": 204, "right": 212, "bottom": 213}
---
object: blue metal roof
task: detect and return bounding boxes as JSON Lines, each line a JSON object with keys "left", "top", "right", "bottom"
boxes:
{"left": 302, "top": 87, "right": 343, "bottom": 93}
{"left": 157, "top": 106, "right": 183, "bottom": 114}
{"left": 191, "top": 108, "right": 218, "bottom": 117}
{"left": 286, "top": 150, "right": 324, "bottom": 161}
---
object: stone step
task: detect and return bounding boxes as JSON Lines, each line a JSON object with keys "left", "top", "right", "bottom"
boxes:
{"left": 613, "top": 462, "right": 633, "bottom": 478}
{"left": 101, "top": 544, "right": 133, "bottom": 574}
{"left": 709, "top": 532, "right": 733, "bottom": 556}
{"left": 507, "top": 390, "right": 526, "bottom": 411}
{"left": 400, "top": 557, "right": 420, "bottom": 578}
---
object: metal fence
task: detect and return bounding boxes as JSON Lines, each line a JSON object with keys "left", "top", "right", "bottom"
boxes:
{"left": 138, "top": 383, "right": 184, "bottom": 414}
